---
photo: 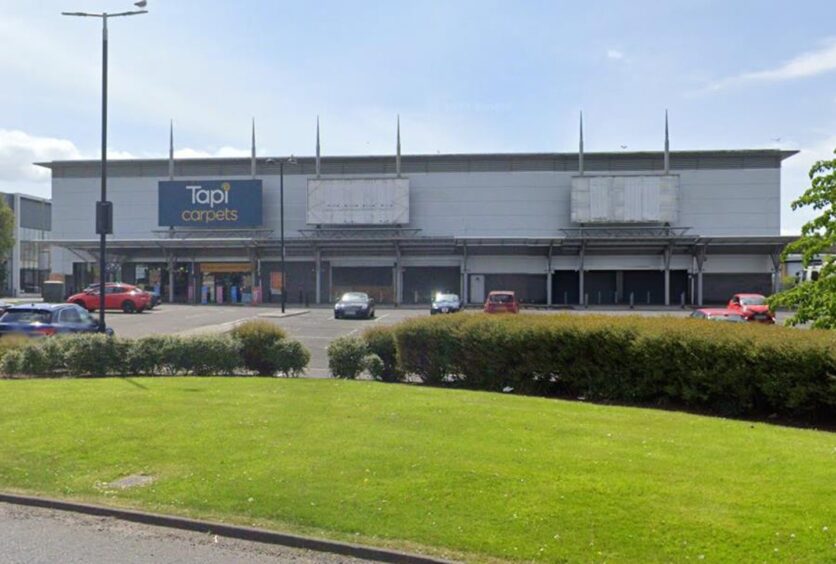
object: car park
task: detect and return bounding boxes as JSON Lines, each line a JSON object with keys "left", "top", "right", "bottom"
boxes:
{"left": 430, "top": 293, "right": 462, "bottom": 314}
{"left": 68, "top": 283, "right": 151, "bottom": 314}
{"left": 727, "top": 293, "right": 775, "bottom": 324}
{"left": 0, "top": 303, "right": 113, "bottom": 337}
{"left": 484, "top": 291, "right": 520, "bottom": 314}
{"left": 334, "top": 292, "right": 376, "bottom": 319}
{"left": 690, "top": 308, "right": 746, "bottom": 322}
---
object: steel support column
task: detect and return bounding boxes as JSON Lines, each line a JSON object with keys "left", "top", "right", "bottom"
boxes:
{"left": 694, "top": 246, "right": 706, "bottom": 306}
{"left": 315, "top": 247, "right": 322, "bottom": 305}
{"left": 462, "top": 244, "right": 469, "bottom": 304}
{"left": 394, "top": 243, "right": 402, "bottom": 306}
{"left": 167, "top": 253, "right": 175, "bottom": 303}
{"left": 546, "top": 242, "right": 553, "bottom": 307}
{"left": 578, "top": 243, "right": 586, "bottom": 306}
{"left": 663, "top": 245, "right": 672, "bottom": 306}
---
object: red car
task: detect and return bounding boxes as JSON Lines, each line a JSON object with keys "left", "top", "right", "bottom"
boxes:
{"left": 727, "top": 293, "right": 775, "bottom": 324}
{"left": 690, "top": 308, "right": 746, "bottom": 322}
{"left": 68, "top": 283, "right": 151, "bottom": 314}
{"left": 484, "top": 291, "right": 520, "bottom": 314}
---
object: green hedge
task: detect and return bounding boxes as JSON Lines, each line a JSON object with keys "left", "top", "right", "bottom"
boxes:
{"left": 0, "top": 321, "right": 310, "bottom": 378}
{"left": 389, "top": 314, "right": 836, "bottom": 423}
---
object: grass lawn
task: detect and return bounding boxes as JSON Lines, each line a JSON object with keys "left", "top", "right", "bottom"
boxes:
{"left": 0, "top": 378, "right": 832, "bottom": 562}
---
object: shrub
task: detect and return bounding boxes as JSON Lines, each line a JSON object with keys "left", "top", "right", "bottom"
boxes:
{"left": 63, "top": 334, "right": 127, "bottom": 377}
{"left": 231, "top": 320, "right": 288, "bottom": 376}
{"left": 394, "top": 315, "right": 467, "bottom": 385}
{"left": 126, "top": 335, "right": 182, "bottom": 375}
{"left": 0, "top": 335, "right": 29, "bottom": 363}
{"left": 0, "top": 348, "right": 22, "bottom": 377}
{"left": 388, "top": 313, "right": 836, "bottom": 424}
{"left": 174, "top": 335, "right": 242, "bottom": 376}
{"left": 362, "top": 326, "right": 404, "bottom": 382}
{"left": 267, "top": 339, "right": 310, "bottom": 377}
{"left": 328, "top": 336, "right": 368, "bottom": 379}
{"left": 364, "top": 353, "right": 385, "bottom": 381}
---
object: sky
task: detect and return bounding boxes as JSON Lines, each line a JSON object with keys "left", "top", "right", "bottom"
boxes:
{"left": 1, "top": 0, "right": 835, "bottom": 234}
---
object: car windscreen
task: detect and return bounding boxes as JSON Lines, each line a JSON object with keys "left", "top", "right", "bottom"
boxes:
{"left": 340, "top": 293, "right": 368, "bottom": 303}
{"left": 1, "top": 309, "right": 52, "bottom": 324}
{"left": 489, "top": 294, "right": 513, "bottom": 303}
{"left": 739, "top": 296, "right": 765, "bottom": 306}
{"left": 435, "top": 294, "right": 459, "bottom": 302}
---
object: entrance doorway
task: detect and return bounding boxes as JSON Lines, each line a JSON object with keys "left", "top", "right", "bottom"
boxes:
{"left": 199, "top": 263, "right": 254, "bottom": 304}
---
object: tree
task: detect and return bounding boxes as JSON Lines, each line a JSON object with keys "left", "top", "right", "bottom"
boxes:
{"left": 768, "top": 148, "right": 836, "bottom": 328}
{"left": 0, "top": 199, "right": 14, "bottom": 294}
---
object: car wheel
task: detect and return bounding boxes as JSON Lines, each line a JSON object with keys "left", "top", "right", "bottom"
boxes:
{"left": 122, "top": 300, "right": 136, "bottom": 314}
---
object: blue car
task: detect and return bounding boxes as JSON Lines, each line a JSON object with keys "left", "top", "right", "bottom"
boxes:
{"left": 0, "top": 303, "right": 114, "bottom": 338}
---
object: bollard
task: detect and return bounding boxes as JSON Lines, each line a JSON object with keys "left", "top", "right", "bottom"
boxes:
{"left": 584, "top": 293, "right": 589, "bottom": 309}
{"left": 646, "top": 291, "right": 651, "bottom": 305}
{"left": 597, "top": 291, "right": 602, "bottom": 305}
{"left": 680, "top": 291, "right": 686, "bottom": 309}
{"left": 305, "top": 291, "right": 310, "bottom": 308}
{"left": 614, "top": 291, "right": 619, "bottom": 305}
{"left": 629, "top": 292, "right": 634, "bottom": 309}
{"left": 564, "top": 291, "right": 568, "bottom": 305}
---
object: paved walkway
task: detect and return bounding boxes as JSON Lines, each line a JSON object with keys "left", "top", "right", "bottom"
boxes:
{"left": 0, "top": 502, "right": 368, "bottom": 564}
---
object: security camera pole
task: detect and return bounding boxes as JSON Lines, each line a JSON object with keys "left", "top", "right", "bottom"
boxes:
{"left": 62, "top": 5, "right": 148, "bottom": 331}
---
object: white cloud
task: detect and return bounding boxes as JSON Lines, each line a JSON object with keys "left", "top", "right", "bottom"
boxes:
{"left": 708, "top": 38, "right": 836, "bottom": 91}
{"left": 781, "top": 135, "right": 836, "bottom": 235}
{"left": 174, "top": 147, "right": 250, "bottom": 159}
{"left": 0, "top": 129, "right": 82, "bottom": 182}
{"left": 606, "top": 49, "right": 624, "bottom": 60}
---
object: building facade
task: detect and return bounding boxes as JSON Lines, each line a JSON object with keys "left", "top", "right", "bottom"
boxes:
{"left": 42, "top": 149, "right": 795, "bottom": 306}
{"left": 1, "top": 193, "right": 51, "bottom": 297}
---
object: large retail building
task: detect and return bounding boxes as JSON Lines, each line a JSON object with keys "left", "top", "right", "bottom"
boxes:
{"left": 40, "top": 146, "right": 796, "bottom": 306}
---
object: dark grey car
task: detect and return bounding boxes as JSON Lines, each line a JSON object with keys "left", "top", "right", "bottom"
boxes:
{"left": 334, "top": 292, "right": 376, "bottom": 319}
{"left": 430, "top": 293, "right": 462, "bottom": 314}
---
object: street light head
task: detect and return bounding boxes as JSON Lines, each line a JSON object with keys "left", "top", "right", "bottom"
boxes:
{"left": 265, "top": 158, "right": 276, "bottom": 164}
{"left": 288, "top": 155, "right": 297, "bottom": 165}
{"left": 134, "top": 0, "right": 147, "bottom": 7}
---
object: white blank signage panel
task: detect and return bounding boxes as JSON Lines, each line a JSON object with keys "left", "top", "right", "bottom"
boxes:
{"left": 307, "top": 177, "right": 410, "bottom": 225}
{"left": 571, "top": 175, "right": 678, "bottom": 224}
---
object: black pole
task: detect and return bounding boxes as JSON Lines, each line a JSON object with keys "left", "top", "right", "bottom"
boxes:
{"left": 98, "top": 16, "right": 108, "bottom": 332}
{"left": 280, "top": 161, "right": 286, "bottom": 313}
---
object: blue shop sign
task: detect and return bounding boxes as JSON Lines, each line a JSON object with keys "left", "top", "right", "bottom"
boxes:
{"left": 158, "top": 180, "right": 262, "bottom": 227}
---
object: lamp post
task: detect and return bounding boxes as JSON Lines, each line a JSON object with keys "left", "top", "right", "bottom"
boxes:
{"left": 62, "top": 5, "right": 147, "bottom": 332}
{"left": 268, "top": 156, "right": 296, "bottom": 313}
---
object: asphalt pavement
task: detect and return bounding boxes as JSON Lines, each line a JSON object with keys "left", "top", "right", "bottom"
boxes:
{"left": 0, "top": 503, "right": 369, "bottom": 564}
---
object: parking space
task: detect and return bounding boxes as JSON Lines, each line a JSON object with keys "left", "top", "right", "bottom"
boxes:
{"left": 259, "top": 309, "right": 428, "bottom": 377}
{"left": 103, "top": 304, "right": 263, "bottom": 339}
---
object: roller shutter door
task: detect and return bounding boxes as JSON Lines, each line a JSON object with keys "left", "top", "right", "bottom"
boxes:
{"left": 702, "top": 273, "right": 772, "bottom": 304}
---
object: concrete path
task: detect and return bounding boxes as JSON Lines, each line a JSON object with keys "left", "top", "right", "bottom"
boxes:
{"left": 0, "top": 502, "right": 368, "bottom": 564}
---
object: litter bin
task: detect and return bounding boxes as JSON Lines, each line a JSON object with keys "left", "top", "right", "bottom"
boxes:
{"left": 42, "top": 280, "right": 65, "bottom": 303}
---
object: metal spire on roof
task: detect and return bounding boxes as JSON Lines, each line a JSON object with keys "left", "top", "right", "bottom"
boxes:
{"left": 579, "top": 111, "right": 584, "bottom": 176}
{"left": 251, "top": 118, "right": 256, "bottom": 178}
{"left": 396, "top": 115, "right": 401, "bottom": 177}
{"left": 168, "top": 119, "right": 174, "bottom": 180}
{"left": 316, "top": 115, "right": 321, "bottom": 178}
{"left": 664, "top": 109, "right": 670, "bottom": 174}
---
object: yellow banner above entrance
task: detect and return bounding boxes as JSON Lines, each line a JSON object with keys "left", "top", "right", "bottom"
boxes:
{"left": 200, "top": 262, "right": 252, "bottom": 274}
